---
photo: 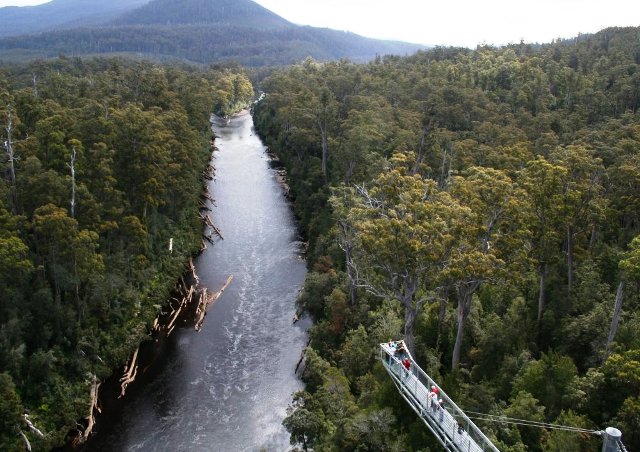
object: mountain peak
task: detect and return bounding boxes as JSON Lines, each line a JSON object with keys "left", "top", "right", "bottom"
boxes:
{"left": 113, "top": 0, "right": 291, "bottom": 29}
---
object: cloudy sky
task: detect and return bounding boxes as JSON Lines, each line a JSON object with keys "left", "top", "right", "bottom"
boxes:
{"left": 0, "top": 0, "right": 638, "bottom": 48}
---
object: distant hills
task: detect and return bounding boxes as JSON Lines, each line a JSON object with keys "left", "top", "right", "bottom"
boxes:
{"left": 0, "top": 0, "right": 150, "bottom": 38}
{"left": 0, "top": 0, "right": 425, "bottom": 65}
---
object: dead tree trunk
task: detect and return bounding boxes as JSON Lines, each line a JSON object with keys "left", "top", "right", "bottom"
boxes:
{"left": 82, "top": 375, "right": 101, "bottom": 442}
{"left": 70, "top": 146, "right": 77, "bottom": 218}
{"left": 4, "top": 107, "right": 19, "bottom": 213}
{"left": 319, "top": 121, "right": 329, "bottom": 182}
{"left": 567, "top": 225, "right": 574, "bottom": 294}
{"left": 537, "top": 262, "right": 548, "bottom": 322}
{"left": 119, "top": 347, "right": 139, "bottom": 398}
{"left": 436, "top": 286, "right": 448, "bottom": 351}
{"left": 19, "top": 431, "right": 31, "bottom": 451}
{"left": 604, "top": 281, "right": 624, "bottom": 361}
{"left": 31, "top": 73, "right": 38, "bottom": 99}
{"left": 398, "top": 278, "right": 421, "bottom": 356}
{"left": 23, "top": 414, "right": 44, "bottom": 440}
{"left": 452, "top": 281, "right": 480, "bottom": 369}
{"left": 339, "top": 220, "right": 358, "bottom": 306}
{"left": 194, "top": 275, "right": 233, "bottom": 331}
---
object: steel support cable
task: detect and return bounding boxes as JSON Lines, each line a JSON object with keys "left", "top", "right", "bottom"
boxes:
{"left": 458, "top": 411, "right": 601, "bottom": 435}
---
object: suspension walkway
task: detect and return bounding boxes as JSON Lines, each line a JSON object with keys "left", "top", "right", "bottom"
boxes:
{"left": 381, "top": 341, "right": 628, "bottom": 452}
{"left": 380, "top": 341, "right": 500, "bottom": 452}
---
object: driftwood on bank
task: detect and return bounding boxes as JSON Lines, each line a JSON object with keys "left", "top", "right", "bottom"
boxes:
{"left": 273, "top": 167, "right": 291, "bottom": 199}
{"left": 167, "top": 285, "right": 195, "bottom": 336}
{"left": 194, "top": 275, "right": 234, "bottom": 331}
{"left": 295, "top": 338, "right": 312, "bottom": 375}
{"left": 83, "top": 375, "right": 101, "bottom": 442}
{"left": 200, "top": 212, "right": 224, "bottom": 240}
{"left": 24, "top": 414, "right": 44, "bottom": 438}
{"left": 119, "top": 347, "right": 139, "bottom": 398}
{"left": 203, "top": 163, "right": 216, "bottom": 181}
{"left": 19, "top": 431, "right": 31, "bottom": 451}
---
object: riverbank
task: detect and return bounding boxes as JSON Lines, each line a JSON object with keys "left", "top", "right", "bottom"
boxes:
{"left": 77, "top": 111, "right": 309, "bottom": 451}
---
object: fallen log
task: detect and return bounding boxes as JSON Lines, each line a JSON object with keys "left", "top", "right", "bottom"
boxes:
{"left": 83, "top": 375, "right": 101, "bottom": 442}
{"left": 19, "top": 431, "right": 31, "bottom": 451}
{"left": 199, "top": 191, "right": 215, "bottom": 203}
{"left": 188, "top": 258, "right": 199, "bottom": 285}
{"left": 211, "top": 224, "right": 224, "bottom": 240}
{"left": 199, "top": 213, "right": 224, "bottom": 240}
{"left": 195, "top": 275, "right": 234, "bottom": 332}
{"left": 24, "top": 414, "right": 44, "bottom": 438}
{"left": 167, "top": 285, "right": 195, "bottom": 334}
{"left": 119, "top": 347, "right": 139, "bottom": 398}
{"left": 295, "top": 338, "right": 312, "bottom": 374}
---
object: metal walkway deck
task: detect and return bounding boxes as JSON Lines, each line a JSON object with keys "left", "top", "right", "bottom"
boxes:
{"left": 380, "top": 342, "right": 500, "bottom": 452}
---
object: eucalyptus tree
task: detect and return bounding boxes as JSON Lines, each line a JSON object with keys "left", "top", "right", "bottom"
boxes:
{"left": 448, "top": 166, "right": 528, "bottom": 369}
{"left": 335, "top": 153, "right": 469, "bottom": 354}
{"left": 549, "top": 145, "right": 606, "bottom": 294}
{"left": 519, "top": 156, "right": 567, "bottom": 322}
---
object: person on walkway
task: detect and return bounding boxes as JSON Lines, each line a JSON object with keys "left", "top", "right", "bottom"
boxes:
{"left": 402, "top": 357, "right": 411, "bottom": 371}
{"left": 438, "top": 399, "right": 445, "bottom": 422}
{"left": 430, "top": 391, "right": 438, "bottom": 414}
{"left": 386, "top": 339, "right": 396, "bottom": 363}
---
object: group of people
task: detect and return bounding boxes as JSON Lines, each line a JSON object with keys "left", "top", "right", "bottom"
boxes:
{"left": 385, "top": 340, "right": 469, "bottom": 443}
{"left": 386, "top": 340, "right": 411, "bottom": 370}
{"left": 385, "top": 340, "right": 468, "bottom": 443}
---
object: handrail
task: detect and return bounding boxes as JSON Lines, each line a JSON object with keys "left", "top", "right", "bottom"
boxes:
{"left": 380, "top": 342, "right": 500, "bottom": 452}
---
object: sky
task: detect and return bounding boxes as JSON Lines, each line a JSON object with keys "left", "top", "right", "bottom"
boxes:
{"left": 0, "top": 0, "right": 639, "bottom": 48}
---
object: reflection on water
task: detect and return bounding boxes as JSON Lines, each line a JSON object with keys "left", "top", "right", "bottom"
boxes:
{"left": 88, "top": 112, "right": 308, "bottom": 451}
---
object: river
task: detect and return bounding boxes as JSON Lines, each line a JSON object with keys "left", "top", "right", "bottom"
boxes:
{"left": 88, "top": 112, "right": 308, "bottom": 451}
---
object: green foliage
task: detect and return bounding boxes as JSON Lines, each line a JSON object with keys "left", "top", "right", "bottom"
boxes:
{"left": 253, "top": 27, "right": 640, "bottom": 451}
{"left": 542, "top": 410, "right": 597, "bottom": 452}
{"left": 0, "top": 373, "right": 23, "bottom": 451}
{"left": 0, "top": 56, "right": 251, "bottom": 449}
{"left": 512, "top": 352, "right": 578, "bottom": 420}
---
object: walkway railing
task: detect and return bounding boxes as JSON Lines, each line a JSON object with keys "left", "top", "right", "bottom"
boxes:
{"left": 380, "top": 342, "right": 500, "bottom": 452}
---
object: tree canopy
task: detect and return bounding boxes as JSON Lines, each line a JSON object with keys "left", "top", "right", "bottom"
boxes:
{"left": 253, "top": 26, "right": 640, "bottom": 451}
{"left": 0, "top": 56, "right": 253, "bottom": 449}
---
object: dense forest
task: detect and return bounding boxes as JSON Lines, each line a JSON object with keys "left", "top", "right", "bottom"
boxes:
{"left": 253, "top": 26, "right": 640, "bottom": 451}
{"left": 0, "top": 57, "right": 253, "bottom": 450}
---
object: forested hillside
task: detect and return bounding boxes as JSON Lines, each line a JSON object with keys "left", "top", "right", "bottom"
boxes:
{"left": 0, "top": 57, "right": 253, "bottom": 450}
{"left": 0, "top": 0, "right": 423, "bottom": 66}
{"left": 253, "top": 26, "right": 640, "bottom": 451}
{"left": 0, "top": 0, "right": 150, "bottom": 38}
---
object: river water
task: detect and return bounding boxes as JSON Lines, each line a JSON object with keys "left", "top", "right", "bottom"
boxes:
{"left": 89, "top": 112, "right": 308, "bottom": 451}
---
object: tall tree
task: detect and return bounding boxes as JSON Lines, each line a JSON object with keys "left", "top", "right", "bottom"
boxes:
{"left": 519, "top": 156, "right": 566, "bottom": 322}
{"left": 448, "top": 167, "right": 527, "bottom": 369}
{"left": 550, "top": 145, "right": 605, "bottom": 294}
{"left": 339, "top": 153, "right": 468, "bottom": 353}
